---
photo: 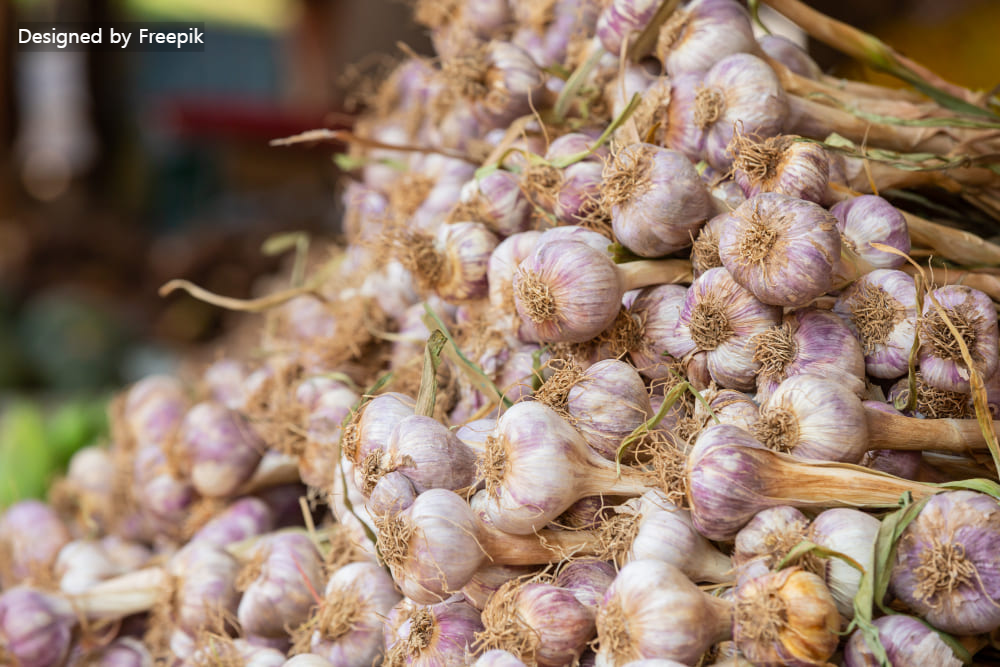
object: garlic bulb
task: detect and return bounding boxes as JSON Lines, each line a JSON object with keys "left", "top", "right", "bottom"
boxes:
{"left": 488, "top": 231, "right": 543, "bottom": 312}
{"left": 178, "top": 401, "right": 265, "bottom": 498}
{"left": 169, "top": 541, "right": 241, "bottom": 636}
{"left": 843, "top": 614, "right": 962, "bottom": 667}
{"left": 732, "top": 134, "right": 830, "bottom": 205}
{"left": 0, "top": 587, "right": 74, "bottom": 667}
{"left": 655, "top": 0, "right": 755, "bottom": 77}
{"left": 190, "top": 497, "right": 274, "bottom": 548}
{"left": 566, "top": 359, "right": 652, "bottom": 459}
{"left": 918, "top": 285, "right": 999, "bottom": 393}
{"left": 808, "top": 507, "right": 880, "bottom": 618}
{"left": 596, "top": 0, "right": 659, "bottom": 55}
{"left": 718, "top": 193, "right": 840, "bottom": 307}
{"left": 732, "top": 506, "right": 812, "bottom": 573}
{"left": 367, "top": 415, "right": 478, "bottom": 494}
{"left": 0, "top": 500, "right": 71, "bottom": 588}
{"left": 595, "top": 560, "right": 732, "bottom": 665}
{"left": 831, "top": 195, "right": 910, "bottom": 273}
{"left": 383, "top": 596, "right": 485, "bottom": 666}
{"left": 626, "top": 284, "right": 687, "bottom": 380}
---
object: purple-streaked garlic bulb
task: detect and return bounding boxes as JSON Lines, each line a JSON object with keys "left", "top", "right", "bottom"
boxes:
{"left": 690, "top": 213, "right": 727, "bottom": 277}
{"left": 395, "top": 222, "right": 500, "bottom": 304}
{"left": 566, "top": 359, "right": 652, "bottom": 459}
{"left": 718, "top": 193, "right": 840, "bottom": 307}
{"left": 366, "top": 471, "right": 419, "bottom": 518}
{"left": 178, "top": 401, "right": 264, "bottom": 497}
{"left": 758, "top": 35, "right": 820, "bottom": 79}
{"left": 731, "top": 135, "right": 830, "bottom": 204}
{"left": 536, "top": 225, "right": 614, "bottom": 255}
{"left": 670, "top": 267, "right": 782, "bottom": 390}
{"left": 603, "top": 143, "right": 714, "bottom": 258}
{"left": 843, "top": 614, "right": 962, "bottom": 667}
{"left": 554, "top": 559, "right": 617, "bottom": 611}
{"left": 686, "top": 424, "right": 932, "bottom": 540}
{"left": 554, "top": 161, "right": 606, "bottom": 226}
{"left": 512, "top": 0, "right": 600, "bottom": 69}
{"left": 808, "top": 508, "right": 880, "bottom": 618}
{"left": 833, "top": 269, "right": 917, "bottom": 379}
{"left": 478, "top": 401, "right": 652, "bottom": 534}
{"left": 366, "top": 415, "right": 478, "bottom": 494}
{"left": 691, "top": 54, "right": 788, "bottom": 170}
{"left": 202, "top": 358, "right": 249, "bottom": 410}
{"left": 457, "top": 169, "right": 533, "bottom": 237}
{"left": 596, "top": 0, "right": 659, "bottom": 55}
{"left": 297, "top": 561, "right": 401, "bottom": 666}
{"left": 462, "top": 564, "right": 539, "bottom": 610}
{"left": 751, "top": 308, "right": 865, "bottom": 401}
{"left": 831, "top": 195, "right": 910, "bottom": 277}
{"left": 475, "top": 649, "right": 529, "bottom": 667}
{"left": 627, "top": 284, "right": 687, "bottom": 380}
{"left": 494, "top": 345, "right": 546, "bottom": 405}
{"left": 732, "top": 506, "right": 811, "bottom": 573}
{"left": 0, "top": 587, "right": 74, "bottom": 667}
{"left": 191, "top": 497, "right": 274, "bottom": 547}
{"left": 443, "top": 41, "right": 545, "bottom": 125}
{"left": 753, "top": 373, "right": 868, "bottom": 463}
{"left": 595, "top": 560, "right": 732, "bottom": 665}
{"left": 298, "top": 380, "right": 359, "bottom": 489}
{"left": 733, "top": 567, "right": 840, "bottom": 667}
{"left": 618, "top": 489, "right": 733, "bottom": 583}
{"left": 169, "top": 541, "right": 241, "bottom": 636}
{"left": 383, "top": 596, "right": 485, "bottom": 666}
{"left": 488, "top": 231, "right": 543, "bottom": 311}
{"left": 656, "top": 0, "right": 755, "bottom": 76}
{"left": 0, "top": 500, "right": 70, "bottom": 588}
{"left": 918, "top": 285, "right": 999, "bottom": 393}
{"left": 237, "top": 533, "right": 325, "bottom": 638}
{"left": 122, "top": 374, "right": 189, "bottom": 447}
{"left": 477, "top": 578, "right": 596, "bottom": 666}
{"left": 132, "top": 444, "right": 194, "bottom": 534}
{"left": 347, "top": 392, "right": 415, "bottom": 469}
{"left": 890, "top": 490, "right": 1000, "bottom": 634}
{"left": 692, "top": 387, "right": 759, "bottom": 434}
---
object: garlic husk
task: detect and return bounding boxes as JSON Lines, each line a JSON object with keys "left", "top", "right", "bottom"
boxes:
{"left": 435, "top": 221, "right": 502, "bottom": 303}
{"left": 732, "top": 135, "right": 830, "bottom": 205}
{"left": 757, "top": 34, "right": 821, "bottom": 79}
{"left": 169, "top": 541, "right": 242, "bottom": 636}
{"left": 371, "top": 414, "right": 478, "bottom": 494}
{"left": 917, "top": 285, "right": 999, "bottom": 393}
{"left": 662, "top": 73, "right": 708, "bottom": 164}
{"left": 122, "top": 374, "right": 189, "bottom": 448}
{"left": 367, "top": 470, "right": 419, "bottom": 518}
{"left": 753, "top": 373, "right": 869, "bottom": 463}
{"left": 595, "top": 560, "right": 732, "bottom": 665}
{"left": 566, "top": 359, "right": 652, "bottom": 459}
{"left": 752, "top": 308, "right": 865, "bottom": 401}
{"left": 671, "top": 267, "right": 782, "bottom": 390}
{"left": 296, "top": 561, "right": 401, "bottom": 666}
{"left": 477, "top": 579, "right": 596, "bottom": 667}
{"left": 596, "top": 0, "right": 659, "bottom": 55}
{"left": 478, "top": 401, "right": 651, "bottom": 534}
{"left": 458, "top": 169, "right": 534, "bottom": 237}
{"left": 554, "top": 559, "right": 618, "bottom": 610}
{"left": 488, "top": 231, "right": 543, "bottom": 312}
{"left": 692, "top": 387, "right": 759, "bottom": 434}
{"left": 808, "top": 507, "right": 880, "bottom": 618}
{"left": 697, "top": 54, "right": 789, "bottom": 171}
{"left": 656, "top": 0, "right": 755, "bottom": 77}
{"left": 690, "top": 213, "right": 727, "bottom": 277}
{"left": 348, "top": 392, "right": 415, "bottom": 470}
{"left": 733, "top": 567, "right": 840, "bottom": 667}
{"left": 732, "top": 506, "right": 811, "bottom": 572}
{"left": 604, "top": 143, "right": 714, "bottom": 258}
{"left": 890, "top": 490, "right": 1000, "bottom": 634}
{"left": 555, "top": 161, "right": 606, "bottom": 225}
{"left": 842, "top": 614, "right": 962, "bottom": 667}
{"left": 831, "top": 195, "right": 910, "bottom": 272}
{"left": 833, "top": 269, "right": 917, "bottom": 380}
{"left": 621, "top": 489, "right": 733, "bottom": 583}
{"left": 179, "top": 401, "right": 265, "bottom": 498}
{"left": 0, "top": 587, "right": 74, "bottom": 667}
{"left": 131, "top": 444, "right": 195, "bottom": 535}
{"left": 627, "top": 284, "right": 687, "bottom": 380}
{"left": 0, "top": 500, "right": 71, "bottom": 588}
{"left": 383, "top": 595, "right": 485, "bottom": 666}
{"left": 237, "top": 533, "right": 326, "bottom": 638}
{"left": 718, "top": 192, "right": 840, "bottom": 307}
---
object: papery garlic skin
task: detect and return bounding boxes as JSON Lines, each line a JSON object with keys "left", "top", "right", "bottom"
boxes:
{"left": 718, "top": 193, "right": 840, "bottom": 307}
{"left": 918, "top": 285, "right": 999, "bottom": 393}
{"left": 733, "top": 136, "right": 830, "bottom": 205}
{"left": 384, "top": 596, "right": 485, "bottom": 666}
{"left": 169, "top": 541, "right": 241, "bottom": 636}
{"left": 732, "top": 506, "right": 811, "bottom": 572}
{"left": 0, "top": 587, "right": 73, "bottom": 667}
{"left": 843, "top": 614, "right": 962, "bottom": 667}
{"left": 380, "top": 415, "right": 479, "bottom": 493}
{"left": 890, "top": 490, "right": 1000, "bottom": 634}
{"left": 489, "top": 232, "right": 543, "bottom": 312}
{"left": 179, "top": 401, "right": 264, "bottom": 498}
{"left": 657, "top": 0, "right": 755, "bottom": 77}
{"left": 350, "top": 392, "right": 415, "bottom": 469}
{"left": 433, "top": 222, "right": 501, "bottom": 303}
{"left": 626, "top": 284, "right": 687, "bottom": 380}
{"left": 831, "top": 195, "right": 910, "bottom": 271}
{"left": 596, "top": 0, "right": 659, "bottom": 55}
{"left": 808, "top": 508, "right": 880, "bottom": 618}
{"left": 190, "top": 497, "right": 273, "bottom": 550}
{"left": 757, "top": 35, "right": 821, "bottom": 79}
{"left": 671, "top": 267, "right": 782, "bottom": 390}
{"left": 595, "top": 560, "right": 732, "bottom": 665}
{"left": 566, "top": 359, "right": 652, "bottom": 459}
{"left": 474, "top": 649, "right": 529, "bottom": 667}
{"left": 833, "top": 269, "right": 917, "bottom": 380}
{"left": 0, "top": 500, "right": 71, "bottom": 588}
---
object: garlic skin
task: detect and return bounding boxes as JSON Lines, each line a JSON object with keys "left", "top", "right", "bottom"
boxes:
{"left": 621, "top": 490, "right": 733, "bottom": 583}
{"left": 123, "top": 374, "right": 189, "bottom": 447}
{"left": 366, "top": 470, "right": 419, "bottom": 518}
{"left": 918, "top": 285, "right": 999, "bottom": 393}
{"left": 178, "top": 401, "right": 265, "bottom": 498}
{"left": 190, "top": 497, "right": 274, "bottom": 548}
{"left": 752, "top": 308, "right": 865, "bottom": 401}
{"left": 696, "top": 54, "right": 789, "bottom": 171}
{"left": 434, "top": 222, "right": 502, "bottom": 303}
{"left": 554, "top": 559, "right": 618, "bottom": 610}
{"left": 732, "top": 136, "right": 830, "bottom": 205}
{"left": 54, "top": 539, "right": 121, "bottom": 594}
{"left": 350, "top": 392, "right": 415, "bottom": 469}
{"left": 831, "top": 195, "right": 910, "bottom": 273}
{"left": 733, "top": 567, "right": 840, "bottom": 667}
{"left": 514, "top": 240, "right": 623, "bottom": 344}
{"left": 462, "top": 564, "right": 538, "bottom": 610}
{"left": 596, "top": 0, "right": 659, "bottom": 55}
{"left": 656, "top": 0, "right": 756, "bottom": 77}
{"left": 808, "top": 508, "right": 880, "bottom": 618}
{"left": 595, "top": 560, "right": 732, "bottom": 665}
{"left": 753, "top": 373, "right": 869, "bottom": 463}
{"left": 690, "top": 213, "right": 727, "bottom": 277}
{"left": 488, "top": 232, "right": 543, "bottom": 312}
{"left": 475, "top": 649, "right": 529, "bottom": 667}
{"left": 757, "top": 34, "right": 821, "bottom": 79}
{"left": 555, "top": 161, "right": 605, "bottom": 225}
{"left": 383, "top": 596, "right": 485, "bottom": 666}
{"left": 890, "top": 490, "right": 1000, "bottom": 634}
{"left": 732, "top": 506, "right": 811, "bottom": 572}
{"left": 0, "top": 587, "right": 73, "bottom": 667}
{"left": 302, "top": 561, "right": 401, "bottom": 666}
{"left": 718, "top": 193, "right": 840, "bottom": 307}
{"left": 458, "top": 169, "right": 534, "bottom": 237}
{"left": 237, "top": 533, "right": 326, "bottom": 639}
{"left": 692, "top": 387, "right": 759, "bottom": 434}
{"left": 566, "top": 359, "right": 652, "bottom": 459}
{"left": 843, "top": 614, "right": 962, "bottom": 667}
{"left": 833, "top": 269, "right": 917, "bottom": 380}
{"left": 376, "top": 415, "right": 479, "bottom": 494}
{"left": 671, "top": 267, "right": 782, "bottom": 391}
{"left": 604, "top": 144, "right": 714, "bottom": 258}
{"left": 0, "top": 500, "right": 71, "bottom": 588}
{"left": 627, "top": 284, "right": 688, "bottom": 380}
{"left": 169, "top": 541, "right": 241, "bottom": 636}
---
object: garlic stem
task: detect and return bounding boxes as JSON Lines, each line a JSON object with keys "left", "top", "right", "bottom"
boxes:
{"left": 866, "top": 406, "right": 989, "bottom": 453}
{"left": 762, "top": 454, "right": 935, "bottom": 506}
{"left": 901, "top": 264, "right": 1000, "bottom": 302}
{"left": 65, "top": 566, "right": 169, "bottom": 620}
{"left": 618, "top": 259, "right": 693, "bottom": 291}
{"left": 901, "top": 210, "right": 1000, "bottom": 266}
{"left": 477, "top": 524, "right": 602, "bottom": 565}
{"left": 235, "top": 454, "right": 301, "bottom": 494}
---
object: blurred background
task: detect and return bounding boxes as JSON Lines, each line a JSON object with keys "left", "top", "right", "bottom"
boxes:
{"left": 0, "top": 0, "right": 996, "bottom": 504}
